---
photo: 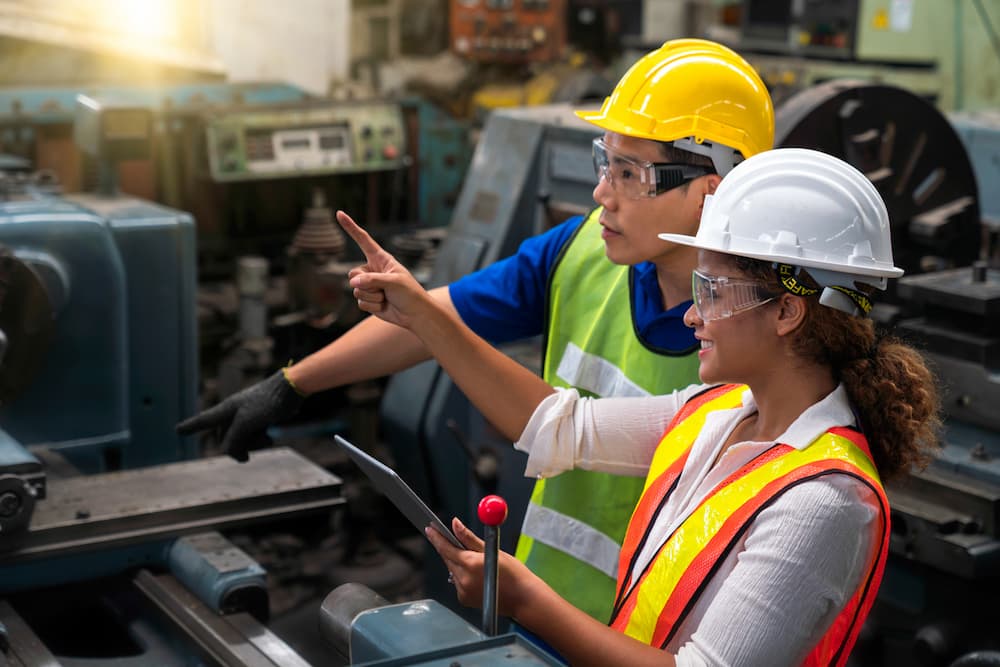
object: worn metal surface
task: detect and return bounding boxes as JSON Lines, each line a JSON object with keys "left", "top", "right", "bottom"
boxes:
{"left": 6, "top": 448, "right": 342, "bottom": 562}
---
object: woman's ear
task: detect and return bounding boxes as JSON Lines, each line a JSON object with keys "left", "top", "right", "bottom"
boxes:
{"left": 774, "top": 294, "right": 807, "bottom": 337}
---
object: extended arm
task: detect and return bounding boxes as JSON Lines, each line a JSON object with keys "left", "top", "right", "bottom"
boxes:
{"left": 338, "top": 211, "right": 554, "bottom": 441}
{"left": 285, "top": 286, "right": 453, "bottom": 394}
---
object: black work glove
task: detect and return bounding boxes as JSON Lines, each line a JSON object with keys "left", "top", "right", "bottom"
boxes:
{"left": 176, "top": 370, "right": 305, "bottom": 462}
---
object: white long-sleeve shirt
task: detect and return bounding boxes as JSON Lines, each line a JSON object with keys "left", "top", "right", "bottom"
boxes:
{"left": 514, "top": 384, "right": 881, "bottom": 666}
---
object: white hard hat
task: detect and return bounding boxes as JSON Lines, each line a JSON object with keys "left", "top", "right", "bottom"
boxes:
{"left": 660, "top": 148, "right": 902, "bottom": 304}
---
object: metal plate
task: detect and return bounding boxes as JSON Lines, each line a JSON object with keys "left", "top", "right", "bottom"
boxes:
{"left": 7, "top": 447, "right": 342, "bottom": 562}
{"left": 897, "top": 266, "right": 1000, "bottom": 315}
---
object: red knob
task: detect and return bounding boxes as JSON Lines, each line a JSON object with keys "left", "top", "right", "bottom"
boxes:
{"left": 478, "top": 495, "right": 508, "bottom": 526}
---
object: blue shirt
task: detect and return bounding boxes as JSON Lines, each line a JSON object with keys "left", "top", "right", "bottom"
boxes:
{"left": 448, "top": 215, "right": 695, "bottom": 353}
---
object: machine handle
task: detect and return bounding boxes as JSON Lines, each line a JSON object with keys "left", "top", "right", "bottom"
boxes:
{"left": 478, "top": 494, "right": 508, "bottom": 635}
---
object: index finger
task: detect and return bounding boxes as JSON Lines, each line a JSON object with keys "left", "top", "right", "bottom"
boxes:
{"left": 336, "top": 210, "right": 384, "bottom": 259}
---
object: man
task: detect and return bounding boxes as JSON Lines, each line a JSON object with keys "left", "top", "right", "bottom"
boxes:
{"left": 177, "top": 39, "right": 774, "bottom": 622}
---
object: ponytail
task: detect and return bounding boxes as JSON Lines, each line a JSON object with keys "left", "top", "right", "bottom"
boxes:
{"left": 734, "top": 256, "right": 942, "bottom": 481}
{"left": 812, "top": 318, "right": 941, "bottom": 481}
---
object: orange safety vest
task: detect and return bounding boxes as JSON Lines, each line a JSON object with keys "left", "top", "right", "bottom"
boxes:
{"left": 610, "top": 384, "right": 890, "bottom": 666}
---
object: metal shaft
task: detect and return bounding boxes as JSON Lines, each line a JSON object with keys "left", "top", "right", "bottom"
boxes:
{"left": 482, "top": 525, "right": 499, "bottom": 635}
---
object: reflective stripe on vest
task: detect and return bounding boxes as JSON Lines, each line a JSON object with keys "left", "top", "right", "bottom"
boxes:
{"left": 611, "top": 386, "right": 890, "bottom": 667}
{"left": 556, "top": 341, "right": 651, "bottom": 399}
{"left": 515, "top": 208, "right": 701, "bottom": 622}
{"left": 616, "top": 384, "right": 744, "bottom": 590}
{"left": 520, "top": 502, "right": 620, "bottom": 578}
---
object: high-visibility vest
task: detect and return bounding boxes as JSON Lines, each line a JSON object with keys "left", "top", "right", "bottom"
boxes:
{"left": 515, "top": 207, "right": 701, "bottom": 622}
{"left": 610, "top": 384, "right": 890, "bottom": 666}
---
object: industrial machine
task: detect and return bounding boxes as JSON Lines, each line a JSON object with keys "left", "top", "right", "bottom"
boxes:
{"left": 172, "top": 91, "right": 481, "bottom": 648}
{"left": 449, "top": 0, "right": 568, "bottom": 63}
{"left": 0, "top": 81, "right": 474, "bottom": 473}
{"left": 0, "top": 96, "right": 345, "bottom": 665}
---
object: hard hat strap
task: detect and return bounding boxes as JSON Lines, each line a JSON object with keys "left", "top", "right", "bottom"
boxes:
{"left": 671, "top": 137, "right": 742, "bottom": 176}
{"left": 775, "top": 264, "right": 819, "bottom": 297}
{"left": 774, "top": 264, "right": 874, "bottom": 316}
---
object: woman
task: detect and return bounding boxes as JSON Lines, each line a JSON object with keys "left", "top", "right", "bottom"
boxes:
{"left": 337, "top": 148, "right": 940, "bottom": 666}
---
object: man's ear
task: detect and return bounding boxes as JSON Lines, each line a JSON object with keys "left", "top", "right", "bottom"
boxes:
{"left": 697, "top": 175, "right": 722, "bottom": 211}
{"left": 775, "top": 294, "right": 807, "bottom": 337}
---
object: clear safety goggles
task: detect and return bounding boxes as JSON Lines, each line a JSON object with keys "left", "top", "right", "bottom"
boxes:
{"left": 592, "top": 138, "right": 714, "bottom": 199}
{"left": 691, "top": 269, "right": 778, "bottom": 322}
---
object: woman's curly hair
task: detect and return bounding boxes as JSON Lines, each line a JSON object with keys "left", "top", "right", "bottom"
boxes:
{"left": 734, "top": 256, "right": 942, "bottom": 482}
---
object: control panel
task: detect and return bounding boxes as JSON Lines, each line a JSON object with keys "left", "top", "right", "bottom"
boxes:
{"left": 450, "top": 0, "right": 567, "bottom": 63}
{"left": 205, "top": 102, "right": 407, "bottom": 182}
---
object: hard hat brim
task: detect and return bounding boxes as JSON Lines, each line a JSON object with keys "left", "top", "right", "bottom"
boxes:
{"left": 658, "top": 232, "right": 905, "bottom": 280}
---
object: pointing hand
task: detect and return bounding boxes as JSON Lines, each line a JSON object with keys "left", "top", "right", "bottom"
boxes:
{"left": 336, "top": 210, "right": 435, "bottom": 330}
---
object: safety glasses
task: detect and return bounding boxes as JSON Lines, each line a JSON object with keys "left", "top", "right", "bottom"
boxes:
{"left": 592, "top": 138, "right": 714, "bottom": 199}
{"left": 691, "top": 269, "right": 778, "bottom": 322}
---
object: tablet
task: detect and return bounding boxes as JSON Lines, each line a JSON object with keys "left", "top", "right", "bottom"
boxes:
{"left": 333, "top": 435, "right": 463, "bottom": 549}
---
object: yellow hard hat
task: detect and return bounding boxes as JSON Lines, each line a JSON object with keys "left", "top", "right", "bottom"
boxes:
{"left": 576, "top": 39, "right": 774, "bottom": 175}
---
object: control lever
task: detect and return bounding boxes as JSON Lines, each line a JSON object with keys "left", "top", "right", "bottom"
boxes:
{"left": 478, "top": 494, "right": 508, "bottom": 636}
